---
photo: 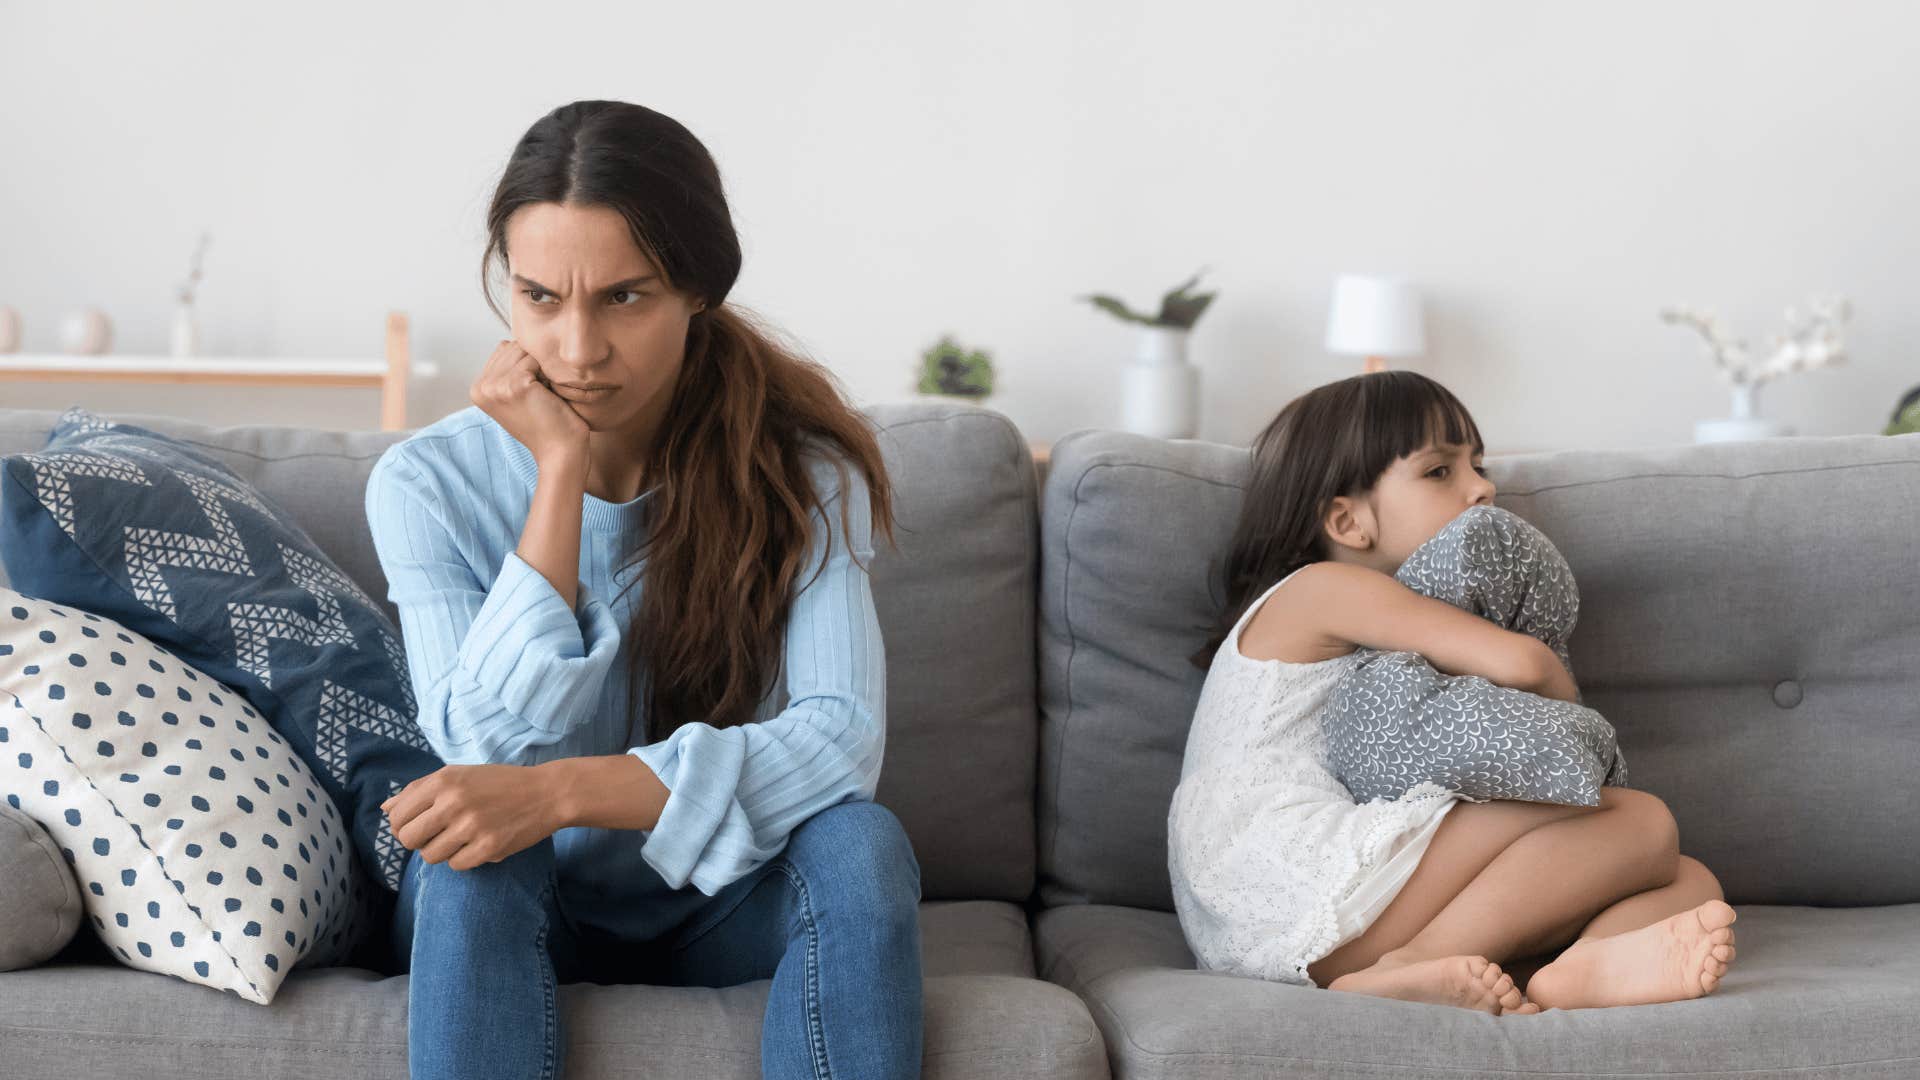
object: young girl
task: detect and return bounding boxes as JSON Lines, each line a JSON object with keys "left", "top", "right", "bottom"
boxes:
{"left": 364, "top": 100, "right": 923, "bottom": 1079}
{"left": 1168, "top": 370, "right": 1739, "bottom": 1015}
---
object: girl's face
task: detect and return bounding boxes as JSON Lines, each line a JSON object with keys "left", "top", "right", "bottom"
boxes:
{"left": 503, "top": 201, "right": 704, "bottom": 438}
{"left": 1325, "top": 438, "right": 1495, "bottom": 573}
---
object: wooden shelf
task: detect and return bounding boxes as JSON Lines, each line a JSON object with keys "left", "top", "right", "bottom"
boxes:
{"left": 0, "top": 311, "right": 434, "bottom": 430}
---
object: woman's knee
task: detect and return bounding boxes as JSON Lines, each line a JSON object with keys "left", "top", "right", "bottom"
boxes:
{"left": 783, "top": 800, "right": 922, "bottom": 915}
{"left": 408, "top": 834, "right": 559, "bottom": 915}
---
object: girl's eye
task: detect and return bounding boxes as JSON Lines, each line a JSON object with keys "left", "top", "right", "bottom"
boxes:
{"left": 1474, "top": 465, "right": 1489, "bottom": 477}
{"left": 1427, "top": 465, "right": 1449, "bottom": 479}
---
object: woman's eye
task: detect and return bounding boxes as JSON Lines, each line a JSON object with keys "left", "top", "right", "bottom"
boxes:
{"left": 521, "top": 289, "right": 644, "bottom": 306}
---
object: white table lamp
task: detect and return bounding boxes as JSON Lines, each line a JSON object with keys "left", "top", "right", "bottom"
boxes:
{"left": 1325, "top": 274, "right": 1425, "bottom": 374}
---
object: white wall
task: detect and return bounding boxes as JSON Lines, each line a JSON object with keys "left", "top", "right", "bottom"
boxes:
{"left": 3, "top": 0, "right": 1915, "bottom": 451}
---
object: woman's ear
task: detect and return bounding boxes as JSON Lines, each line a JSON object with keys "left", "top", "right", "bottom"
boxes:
{"left": 1323, "top": 495, "right": 1375, "bottom": 554}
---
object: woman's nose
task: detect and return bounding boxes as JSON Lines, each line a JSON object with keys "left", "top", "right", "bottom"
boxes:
{"left": 557, "top": 306, "right": 607, "bottom": 369}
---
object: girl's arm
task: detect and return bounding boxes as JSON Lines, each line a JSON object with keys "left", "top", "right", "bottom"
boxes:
{"left": 1289, "top": 561, "right": 1578, "bottom": 702}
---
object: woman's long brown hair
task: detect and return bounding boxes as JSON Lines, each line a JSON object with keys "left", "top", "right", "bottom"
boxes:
{"left": 479, "top": 100, "right": 894, "bottom": 743}
{"left": 1190, "top": 370, "right": 1481, "bottom": 669}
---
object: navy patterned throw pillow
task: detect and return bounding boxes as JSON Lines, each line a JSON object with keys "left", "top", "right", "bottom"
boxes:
{"left": 0, "top": 408, "right": 441, "bottom": 895}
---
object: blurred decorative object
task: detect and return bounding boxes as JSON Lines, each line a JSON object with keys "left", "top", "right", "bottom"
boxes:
{"left": 1886, "top": 384, "right": 1920, "bottom": 436}
{"left": 0, "top": 311, "right": 429, "bottom": 431}
{"left": 171, "top": 229, "right": 211, "bottom": 358}
{"left": 1661, "top": 295, "right": 1850, "bottom": 443}
{"left": 0, "top": 305, "right": 20, "bottom": 353}
{"left": 1082, "top": 270, "right": 1217, "bottom": 330}
{"left": 1082, "top": 270, "right": 1217, "bottom": 439}
{"left": 916, "top": 334, "right": 995, "bottom": 398}
{"left": 1325, "top": 273, "right": 1425, "bottom": 374}
{"left": 57, "top": 307, "right": 113, "bottom": 355}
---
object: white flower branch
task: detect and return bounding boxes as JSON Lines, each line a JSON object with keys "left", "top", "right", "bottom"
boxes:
{"left": 176, "top": 230, "right": 211, "bottom": 306}
{"left": 1659, "top": 296, "right": 1850, "bottom": 388}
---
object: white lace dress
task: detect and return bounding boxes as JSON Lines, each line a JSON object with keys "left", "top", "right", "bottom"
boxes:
{"left": 1167, "top": 567, "right": 1467, "bottom": 987}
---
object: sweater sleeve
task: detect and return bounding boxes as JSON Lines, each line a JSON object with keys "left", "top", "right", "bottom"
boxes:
{"left": 626, "top": 455, "right": 887, "bottom": 896}
{"left": 364, "top": 446, "right": 624, "bottom": 766}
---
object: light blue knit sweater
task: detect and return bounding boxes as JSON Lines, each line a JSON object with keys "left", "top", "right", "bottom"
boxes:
{"left": 363, "top": 406, "right": 884, "bottom": 912}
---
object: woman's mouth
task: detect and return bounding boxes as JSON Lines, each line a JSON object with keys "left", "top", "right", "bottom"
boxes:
{"left": 552, "top": 383, "right": 618, "bottom": 400}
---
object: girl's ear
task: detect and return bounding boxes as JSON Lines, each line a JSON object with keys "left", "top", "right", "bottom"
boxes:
{"left": 1323, "top": 495, "right": 1375, "bottom": 554}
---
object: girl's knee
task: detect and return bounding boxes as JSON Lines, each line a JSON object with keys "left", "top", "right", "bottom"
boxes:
{"left": 1676, "top": 854, "right": 1724, "bottom": 901}
{"left": 1599, "top": 787, "right": 1680, "bottom": 878}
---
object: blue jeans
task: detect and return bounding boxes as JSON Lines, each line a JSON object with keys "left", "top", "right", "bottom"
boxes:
{"left": 390, "top": 798, "right": 925, "bottom": 1079}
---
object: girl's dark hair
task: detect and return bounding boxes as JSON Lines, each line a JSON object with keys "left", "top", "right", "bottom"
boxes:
{"left": 480, "top": 100, "right": 895, "bottom": 743}
{"left": 1189, "top": 370, "right": 1482, "bottom": 669}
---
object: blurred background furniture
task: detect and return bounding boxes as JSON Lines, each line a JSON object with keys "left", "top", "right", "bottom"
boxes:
{"left": 0, "top": 313, "right": 433, "bottom": 431}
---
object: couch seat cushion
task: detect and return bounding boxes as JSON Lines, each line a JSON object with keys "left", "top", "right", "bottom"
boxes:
{"left": 1034, "top": 902, "right": 1920, "bottom": 1079}
{"left": 0, "top": 899, "right": 1107, "bottom": 1080}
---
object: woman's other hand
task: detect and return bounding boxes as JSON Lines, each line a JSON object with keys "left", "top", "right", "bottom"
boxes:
{"left": 382, "top": 762, "right": 567, "bottom": 870}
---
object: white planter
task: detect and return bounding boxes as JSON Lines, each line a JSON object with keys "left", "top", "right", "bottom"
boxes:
{"left": 170, "top": 302, "right": 200, "bottom": 358}
{"left": 1695, "top": 381, "right": 1788, "bottom": 443}
{"left": 1121, "top": 326, "right": 1198, "bottom": 438}
{"left": 1134, "top": 324, "right": 1188, "bottom": 367}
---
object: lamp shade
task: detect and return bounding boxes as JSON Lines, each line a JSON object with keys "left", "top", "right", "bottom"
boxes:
{"left": 1324, "top": 274, "right": 1425, "bottom": 358}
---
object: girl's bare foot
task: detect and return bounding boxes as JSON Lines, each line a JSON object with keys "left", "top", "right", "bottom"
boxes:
{"left": 1525, "top": 899, "right": 1738, "bottom": 1010}
{"left": 1328, "top": 953, "right": 1530, "bottom": 1014}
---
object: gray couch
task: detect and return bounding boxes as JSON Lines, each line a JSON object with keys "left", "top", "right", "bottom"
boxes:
{"left": 1, "top": 401, "right": 1916, "bottom": 1079}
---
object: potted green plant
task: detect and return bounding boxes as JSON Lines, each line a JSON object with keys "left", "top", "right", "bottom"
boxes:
{"left": 916, "top": 335, "right": 995, "bottom": 399}
{"left": 1081, "top": 270, "right": 1217, "bottom": 438}
{"left": 1886, "top": 384, "right": 1920, "bottom": 436}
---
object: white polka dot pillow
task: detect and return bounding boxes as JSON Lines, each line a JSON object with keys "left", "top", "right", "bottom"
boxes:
{"left": 0, "top": 586, "right": 368, "bottom": 1004}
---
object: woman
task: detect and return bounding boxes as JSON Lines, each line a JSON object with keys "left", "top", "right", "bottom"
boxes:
{"left": 363, "top": 100, "right": 923, "bottom": 1080}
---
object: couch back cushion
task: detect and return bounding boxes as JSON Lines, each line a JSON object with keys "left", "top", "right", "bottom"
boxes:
{"left": 0, "top": 403, "right": 1038, "bottom": 904}
{"left": 1037, "top": 429, "right": 1920, "bottom": 911}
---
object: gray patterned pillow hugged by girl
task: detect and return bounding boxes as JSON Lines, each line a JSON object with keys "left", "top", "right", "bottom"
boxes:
{"left": 1320, "top": 504, "right": 1629, "bottom": 807}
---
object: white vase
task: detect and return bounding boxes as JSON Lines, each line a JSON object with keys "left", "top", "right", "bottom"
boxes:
{"left": 170, "top": 302, "right": 200, "bottom": 358}
{"left": 1120, "top": 326, "right": 1199, "bottom": 438}
{"left": 1695, "top": 381, "right": 1788, "bottom": 443}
